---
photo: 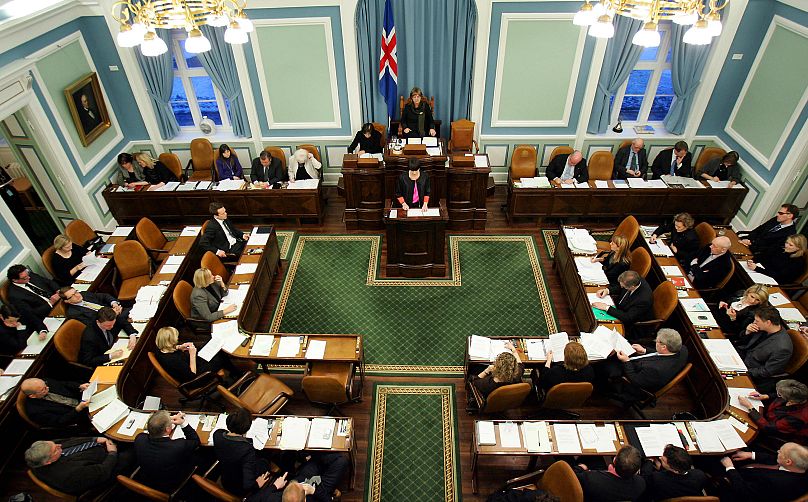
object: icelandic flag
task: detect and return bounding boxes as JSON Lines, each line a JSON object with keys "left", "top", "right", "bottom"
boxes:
{"left": 378, "top": 0, "right": 398, "bottom": 119}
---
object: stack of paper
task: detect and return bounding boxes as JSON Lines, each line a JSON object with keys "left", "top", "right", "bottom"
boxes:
{"left": 207, "top": 413, "right": 230, "bottom": 445}
{"left": 4, "top": 359, "right": 34, "bottom": 375}
{"left": 661, "top": 265, "right": 683, "bottom": 276}
{"left": 776, "top": 307, "right": 806, "bottom": 322}
{"left": 579, "top": 326, "right": 635, "bottom": 360}
{"left": 702, "top": 339, "right": 747, "bottom": 372}
{"left": 574, "top": 257, "right": 609, "bottom": 285}
{"left": 0, "top": 375, "right": 22, "bottom": 396}
{"left": 76, "top": 257, "right": 110, "bottom": 282}
{"left": 287, "top": 179, "right": 319, "bottom": 189}
{"left": 277, "top": 336, "right": 302, "bottom": 357}
{"left": 525, "top": 339, "right": 546, "bottom": 361}
{"left": 359, "top": 153, "right": 384, "bottom": 160}
{"left": 498, "top": 422, "right": 522, "bottom": 448}
{"left": 468, "top": 335, "right": 509, "bottom": 361}
{"left": 522, "top": 422, "right": 552, "bottom": 452}
{"left": 627, "top": 178, "right": 650, "bottom": 189}
{"left": 646, "top": 179, "right": 667, "bottom": 188}
{"left": 553, "top": 423, "right": 582, "bottom": 453}
{"left": 407, "top": 208, "right": 441, "bottom": 217}
{"left": 89, "top": 385, "right": 118, "bottom": 412}
{"left": 250, "top": 335, "right": 274, "bottom": 356}
{"left": 564, "top": 228, "right": 598, "bottom": 254}
{"left": 587, "top": 292, "right": 614, "bottom": 308}
{"left": 746, "top": 270, "right": 777, "bottom": 285}
{"left": 577, "top": 423, "right": 618, "bottom": 452}
{"left": 648, "top": 240, "right": 675, "bottom": 257}
{"left": 692, "top": 419, "right": 745, "bottom": 452}
{"left": 216, "top": 179, "right": 246, "bottom": 191}
{"left": 221, "top": 286, "right": 248, "bottom": 318}
{"left": 117, "top": 410, "right": 151, "bottom": 436}
{"left": 234, "top": 263, "right": 258, "bottom": 275}
{"left": 518, "top": 177, "right": 551, "bottom": 188}
{"left": 129, "top": 302, "right": 159, "bottom": 322}
{"left": 135, "top": 285, "right": 167, "bottom": 304}
{"left": 176, "top": 182, "right": 197, "bottom": 191}
{"left": 279, "top": 417, "right": 311, "bottom": 450}
{"left": 246, "top": 417, "right": 270, "bottom": 449}
{"left": 546, "top": 332, "right": 570, "bottom": 363}
{"left": 661, "top": 175, "right": 704, "bottom": 188}
{"left": 307, "top": 418, "right": 336, "bottom": 448}
{"left": 247, "top": 231, "right": 270, "bottom": 246}
{"left": 156, "top": 181, "right": 180, "bottom": 191}
{"left": 634, "top": 423, "right": 684, "bottom": 456}
{"left": 706, "top": 180, "right": 730, "bottom": 189}
{"left": 477, "top": 421, "right": 497, "bottom": 445}
{"left": 92, "top": 398, "right": 130, "bottom": 432}
{"left": 199, "top": 320, "right": 247, "bottom": 361}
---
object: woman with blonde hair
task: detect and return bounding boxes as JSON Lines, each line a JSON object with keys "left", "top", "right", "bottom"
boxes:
{"left": 534, "top": 341, "right": 595, "bottom": 395}
{"left": 716, "top": 284, "right": 770, "bottom": 335}
{"left": 288, "top": 148, "right": 322, "bottom": 182}
{"left": 190, "top": 267, "right": 236, "bottom": 321}
{"left": 134, "top": 152, "right": 178, "bottom": 188}
{"left": 592, "top": 235, "right": 632, "bottom": 294}
{"left": 154, "top": 326, "right": 235, "bottom": 384}
{"left": 51, "top": 234, "right": 91, "bottom": 286}
{"left": 468, "top": 342, "right": 524, "bottom": 410}
{"left": 747, "top": 234, "right": 807, "bottom": 285}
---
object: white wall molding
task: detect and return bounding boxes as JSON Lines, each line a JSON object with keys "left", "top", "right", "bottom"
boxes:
{"left": 339, "top": 0, "right": 362, "bottom": 130}
{"left": 0, "top": 1, "right": 99, "bottom": 54}
{"left": 481, "top": 134, "right": 577, "bottom": 141}
{"left": 469, "top": 0, "right": 492, "bottom": 133}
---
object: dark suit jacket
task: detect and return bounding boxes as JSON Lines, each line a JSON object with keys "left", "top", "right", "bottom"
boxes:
{"left": 24, "top": 378, "right": 86, "bottom": 427}
{"left": 701, "top": 157, "right": 741, "bottom": 183}
{"left": 248, "top": 452, "right": 348, "bottom": 502}
{"left": 651, "top": 148, "right": 692, "bottom": 179}
{"left": 7, "top": 273, "right": 59, "bottom": 332}
{"left": 347, "top": 129, "right": 383, "bottom": 154}
{"left": 754, "top": 250, "right": 806, "bottom": 284}
{"left": 688, "top": 246, "right": 732, "bottom": 289}
{"left": 576, "top": 469, "right": 646, "bottom": 502}
{"left": 79, "top": 322, "right": 115, "bottom": 367}
{"left": 200, "top": 218, "right": 246, "bottom": 255}
{"left": 134, "top": 425, "right": 200, "bottom": 493}
{"left": 738, "top": 217, "right": 797, "bottom": 258}
{"left": 250, "top": 157, "right": 284, "bottom": 184}
{"left": 652, "top": 222, "right": 700, "bottom": 265}
{"left": 0, "top": 323, "right": 29, "bottom": 355}
{"left": 599, "top": 252, "right": 630, "bottom": 295}
{"left": 394, "top": 172, "right": 431, "bottom": 208}
{"left": 640, "top": 465, "right": 708, "bottom": 502}
{"left": 624, "top": 346, "right": 689, "bottom": 393}
{"left": 213, "top": 429, "right": 266, "bottom": 496}
{"left": 546, "top": 154, "right": 588, "bottom": 183}
{"left": 737, "top": 328, "right": 793, "bottom": 381}
{"left": 143, "top": 161, "right": 178, "bottom": 185}
{"left": 606, "top": 278, "right": 654, "bottom": 327}
{"left": 33, "top": 437, "right": 117, "bottom": 495}
{"left": 724, "top": 450, "right": 808, "bottom": 502}
{"left": 613, "top": 145, "right": 649, "bottom": 179}
{"left": 65, "top": 292, "right": 119, "bottom": 326}
{"left": 538, "top": 364, "right": 595, "bottom": 392}
{"left": 400, "top": 102, "right": 435, "bottom": 136}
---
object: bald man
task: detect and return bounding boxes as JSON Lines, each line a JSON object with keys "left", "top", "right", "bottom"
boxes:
{"left": 546, "top": 150, "right": 588, "bottom": 185}
{"left": 613, "top": 138, "right": 648, "bottom": 179}
{"left": 686, "top": 236, "right": 732, "bottom": 289}
{"left": 21, "top": 377, "right": 91, "bottom": 428}
{"left": 720, "top": 442, "right": 808, "bottom": 501}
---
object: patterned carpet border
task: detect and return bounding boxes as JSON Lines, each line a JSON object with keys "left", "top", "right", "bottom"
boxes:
{"left": 269, "top": 234, "right": 558, "bottom": 375}
{"left": 275, "top": 230, "right": 295, "bottom": 259}
{"left": 365, "top": 384, "right": 460, "bottom": 502}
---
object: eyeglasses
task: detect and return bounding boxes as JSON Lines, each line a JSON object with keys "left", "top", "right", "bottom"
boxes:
{"left": 63, "top": 292, "right": 77, "bottom": 301}
{"left": 777, "top": 211, "right": 790, "bottom": 216}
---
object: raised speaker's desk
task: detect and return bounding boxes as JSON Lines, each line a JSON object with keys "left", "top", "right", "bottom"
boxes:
{"left": 383, "top": 202, "right": 448, "bottom": 278}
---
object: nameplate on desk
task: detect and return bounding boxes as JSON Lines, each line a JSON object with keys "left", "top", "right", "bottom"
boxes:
{"left": 406, "top": 208, "right": 440, "bottom": 217}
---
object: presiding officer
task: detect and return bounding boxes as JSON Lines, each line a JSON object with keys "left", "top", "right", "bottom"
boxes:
{"left": 395, "top": 158, "right": 430, "bottom": 212}
{"left": 400, "top": 87, "right": 436, "bottom": 138}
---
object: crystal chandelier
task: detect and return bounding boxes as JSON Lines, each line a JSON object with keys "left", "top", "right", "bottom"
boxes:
{"left": 112, "top": 0, "right": 254, "bottom": 56}
{"left": 573, "top": 0, "right": 728, "bottom": 47}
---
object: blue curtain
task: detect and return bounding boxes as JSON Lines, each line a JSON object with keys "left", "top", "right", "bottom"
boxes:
{"left": 135, "top": 30, "right": 180, "bottom": 140}
{"left": 198, "top": 25, "right": 251, "bottom": 137}
{"left": 586, "top": 16, "right": 644, "bottom": 134}
{"left": 356, "top": 0, "right": 476, "bottom": 136}
{"left": 663, "top": 23, "right": 711, "bottom": 134}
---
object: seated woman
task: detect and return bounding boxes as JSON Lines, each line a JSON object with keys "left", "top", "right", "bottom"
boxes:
{"left": 216, "top": 144, "right": 243, "bottom": 180}
{"left": 747, "top": 234, "right": 807, "bottom": 284}
{"left": 400, "top": 87, "right": 436, "bottom": 138}
{"left": 592, "top": 235, "right": 631, "bottom": 295}
{"left": 51, "top": 234, "right": 90, "bottom": 286}
{"left": 154, "top": 326, "right": 235, "bottom": 384}
{"left": 700, "top": 150, "right": 741, "bottom": 187}
{"left": 191, "top": 267, "right": 237, "bottom": 321}
{"left": 469, "top": 342, "right": 524, "bottom": 406}
{"left": 395, "top": 158, "right": 431, "bottom": 211}
{"left": 348, "top": 123, "right": 383, "bottom": 155}
{"left": 650, "top": 212, "right": 700, "bottom": 265}
{"left": 135, "top": 152, "right": 178, "bottom": 189}
{"left": 738, "top": 379, "right": 808, "bottom": 443}
{"left": 534, "top": 341, "right": 595, "bottom": 397}
{"left": 0, "top": 304, "right": 38, "bottom": 355}
{"left": 287, "top": 149, "right": 322, "bottom": 182}
{"left": 115, "top": 152, "right": 147, "bottom": 188}
{"left": 715, "top": 284, "right": 769, "bottom": 336}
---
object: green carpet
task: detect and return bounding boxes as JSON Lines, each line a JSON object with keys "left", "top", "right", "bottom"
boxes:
{"left": 541, "top": 229, "right": 611, "bottom": 257}
{"left": 366, "top": 384, "right": 460, "bottom": 502}
{"left": 270, "top": 235, "right": 557, "bottom": 374}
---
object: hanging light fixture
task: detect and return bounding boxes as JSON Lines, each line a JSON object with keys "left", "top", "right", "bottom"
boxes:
{"left": 632, "top": 21, "right": 661, "bottom": 47}
{"left": 111, "top": 0, "right": 252, "bottom": 56}
{"left": 683, "top": 18, "right": 713, "bottom": 45}
{"left": 589, "top": 14, "right": 616, "bottom": 38}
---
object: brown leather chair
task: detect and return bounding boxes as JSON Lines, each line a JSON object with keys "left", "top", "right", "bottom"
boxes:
{"left": 448, "top": 119, "right": 478, "bottom": 154}
{"left": 782, "top": 329, "right": 808, "bottom": 376}
{"left": 301, "top": 362, "right": 355, "bottom": 415}
{"left": 263, "top": 146, "right": 288, "bottom": 174}
{"left": 148, "top": 352, "right": 222, "bottom": 409}
{"left": 780, "top": 259, "right": 808, "bottom": 297}
{"left": 371, "top": 122, "right": 388, "bottom": 148}
{"left": 661, "top": 497, "right": 719, "bottom": 502}
{"left": 469, "top": 381, "right": 532, "bottom": 415}
{"left": 27, "top": 469, "right": 78, "bottom": 501}
{"left": 694, "top": 147, "right": 726, "bottom": 178}
{"left": 296, "top": 144, "right": 321, "bottom": 163}
{"left": 588, "top": 151, "right": 615, "bottom": 181}
{"left": 217, "top": 372, "right": 293, "bottom": 417}
{"left": 53, "top": 319, "right": 93, "bottom": 374}
{"left": 548, "top": 146, "right": 574, "bottom": 165}
{"left": 510, "top": 145, "right": 538, "bottom": 181}
{"left": 116, "top": 465, "right": 195, "bottom": 502}
{"left": 41, "top": 246, "right": 56, "bottom": 277}
{"left": 135, "top": 217, "right": 175, "bottom": 264}
{"left": 630, "top": 247, "right": 652, "bottom": 278}
{"left": 173, "top": 280, "right": 213, "bottom": 337}
{"left": 186, "top": 137, "right": 215, "bottom": 181}
{"left": 191, "top": 473, "right": 241, "bottom": 502}
{"left": 634, "top": 281, "right": 678, "bottom": 333}
{"left": 213, "top": 148, "right": 242, "bottom": 182}
{"left": 695, "top": 259, "right": 735, "bottom": 301}
{"left": 0, "top": 281, "right": 9, "bottom": 305}
{"left": 158, "top": 152, "right": 184, "bottom": 181}
{"left": 596, "top": 215, "right": 640, "bottom": 252}
{"left": 112, "top": 240, "right": 153, "bottom": 302}
{"left": 533, "top": 381, "right": 593, "bottom": 419}
{"left": 502, "top": 460, "right": 583, "bottom": 502}
{"left": 64, "top": 219, "right": 111, "bottom": 249}
{"left": 201, "top": 251, "right": 230, "bottom": 284}
{"left": 629, "top": 362, "right": 693, "bottom": 419}
{"left": 618, "top": 139, "right": 633, "bottom": 151}
{"left": 694, "top": 222, "right": 716, "bottom": 248}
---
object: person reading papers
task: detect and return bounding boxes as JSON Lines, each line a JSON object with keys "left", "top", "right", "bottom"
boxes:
{"left": 746, "top": 234, "right": 807, "bottom": 285}
{"left": 79, "top": 307, "right": 136, "bottom": 367}
{"left": 651, "top": 140, "right": 692, "bottom": 179}
{"left": 395, "top": 158, "right": 431, "bottom": 212}
{"left": 134, "top": 410, "right": 200, "bottom": 494}
{"left": 154, "top": 326, "right": 237, "bottom": 386}
{"left": 546, "top": 150, "right": 588, "bottom": 185}
{"left": 649, "top": 213, "right": 700, "bottom": 266}
{"left": 591, "top": 235, "right": 631, "bottom": 295}
{"left": 738, "top": 379, "right": 808, "bottom": 443}
{"left": 467, "top": 342, "right": 524, "bottom": 412}
{"left": 592, "top": 271, "right": 653, "bottom": 341}
{"left": 348, "top": 122, "right": 383, "bottom": 155}
{"left": 191, "top": 267, "right": 236, "bottom": 321}
{"left": 250, "top": 150, "right": 284, "bottom": 187}
{"left": 288, "top": 149, "right": 321, "bottom": 182}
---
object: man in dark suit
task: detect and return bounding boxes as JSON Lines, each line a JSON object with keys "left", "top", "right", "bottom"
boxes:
{"left": 134, "top": 410, "right": 200, "bottom": 493}
{"left": 260, "top": 453, "right": 349, "bottom": 502}
{"left": 6, "top": 264, "right": 60, "bottom": 333}
{"left": 609, "top": 328, "right": 689, "bottom": 403}
{"left": 545, "top": 150, "right": 588, "bottom": 184}
{"left": 25, "top": 436, "right": 129, "bottom": 495}
{"left": 200, "top": 202, "right": 250, "bottom": 258}
{"left": 250, "top": 150, "right": 284, "bottom": 186}
{"left": 612, "top": 138, "right": 648, "bottom": 179}
{"left": 720, "top": 442, "right": 808, "bottom": 501}
{"left": 686, "top": 236, "right": 732, "bottom": 290}
{"left": 21, "top": 377, "right": 90, "bottom": 428}
{"left": 737, "top": 204, "right": 798, "bottom": 259}
{"left": 79, "top": 307, "right": 136, "bottom": 367}
{"left": 77, "top": 94, "right": 101, "bottom": 133}
{"left": 735, "top": 307, "right": 793, "bottom": 394}
{"left": 575, "top": 445, "right": 646, "bottom": 502}
{"left": 650, "top": 141, "right": 692, "bottom": 179}
{"left": 592, "top": 270, "right": 654, "bottom": 341}
{"left": 58, "top": 286, "right": 137, "bottom": 335}
{"left": 641, "top": 444, "right": 708, "bottom": 501}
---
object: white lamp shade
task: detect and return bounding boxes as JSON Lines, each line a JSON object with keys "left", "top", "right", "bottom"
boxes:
{"left": 672, "top": 10, "right": 698, "bottom": 25}
{"left": 588, "top": 15, "right": 615, "bottom": 38}
{"left": 707, "top": 15, "right": 723, "bottom": 36}
{"left": 573, "top": 3, "right": 596, "bottom": 26}
{"left": 632, "top": 23, "right": 660, "bottom": 47}
{"left": 117, "top": 25, "right": 143, "bottom": 47}
{"left": 683, "top": 21, "right": 712, "bottom": 45}
{"left": 236, "top": 15, "right": 253, "bottom": 32}
{"left": 185, "top": 30, "right": 211, "bottom": 53}
{"left": 224, "top": 24, "right": 248, "bottom": 44}
{"left": 141, "top": 31, "right": 168, "bottom": 56}
{"left": 207, "top": 13, "right": 229, "bottom": 27}
{"left": 592, "top": 1, "right": 608, "bottom": 16}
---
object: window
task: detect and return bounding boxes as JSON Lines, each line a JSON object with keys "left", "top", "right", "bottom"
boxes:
{"left": 611, "top": 23, "right": 674, "bottom": 126}
{"left": 169, "top": 31, "right": 230, "bottom": 130}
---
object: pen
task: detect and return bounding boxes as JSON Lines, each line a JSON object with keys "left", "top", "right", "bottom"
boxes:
{"left": 674, "top": 424, "right": 689, "bottom": 447}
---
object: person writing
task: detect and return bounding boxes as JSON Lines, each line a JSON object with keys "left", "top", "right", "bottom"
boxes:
{"left": 400, "top": 87, "right": 436, "bottom": 138}
{"left": 545, "top": 150, "right": 588, "bottom": 185}
{"left": 649, "top": 213, "right": 700, "bottom": 266}
{"left": 250, "top": 151, "right": 284, "bottom": 187}
{"left": 395, "top": 158, "right": 431, "bottom": 213}
{"left": 612, "top": 138, "right": 648, "bottom": 179}
{"left": 115, "top": 152, "right": 147, "bottom": 188}
{"left": 135, "top": 152, "right": 178, "bottom": 189}
{"left": 216, "top": 144, "right": 243, "bottom": 180}
{"left": 746, "top": 234, "right": 807, "bottom": 284}
{"left": 348, "top": 123, "right": 383, "bottom": 155}
{"left": 700, "top": 150, "right": 741, "bottom": 187}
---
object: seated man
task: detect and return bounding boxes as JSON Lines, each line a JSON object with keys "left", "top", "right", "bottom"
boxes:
{"left": 609, "top": 328, "right": 689, "bottom": 403}
{"left": 735, "top": 307, "right": 793, "bottom": 394}
{"left": 612, "top": 138, "right": 648, "bottom": 179}
{"left": 641, "top": 444, "right": 708, "bottom": 501}
{"left": 250, "top": 150, "right": 284, "bottom": 186}
{"left": 737, "top": 204, "right": 798, "bottom": 259}
{"left": 592, "top": 270, "right": 653, "bottom": 341}
{"left": 134, "top": 410, "right": 199, "bottom": 494}
{"left": 546, "top": 150, "right": 588, "bottom": 185}
{"left": 213, "top": 407, "right": 274, "bottom": 497}
{"left": 575, "top": 445, "right": 646, "bottom": 502}
{"left": 20, "top": 377, "right": 90, "bottom": 428}
{"left": 200, "top": 202, "right": 250, "bottom": 258}
{"left": 650, "top": 140, "right": 692, "bottom": 179}
{"left": 686, "top": 236, "right": 732, "bottom": 290}
{"left": 720, "top": 442, "right": 808, "bottom": 501}
{"left": 259, "top": 453, "right": 349, "bottom": 502}
{"left": 59, "top": 286, "right": 136, "bottom": 335}
{"left": 6, "top": 264, "right": 60, "bottom": 333}
{"left": 25, "top": 437, "right": 128, "bottom": 495}
{"left": 79, "top": 308, "right": 136, "bottom": 367}
{"left": 0, "top": 304, "right": 38, "bottom": 355}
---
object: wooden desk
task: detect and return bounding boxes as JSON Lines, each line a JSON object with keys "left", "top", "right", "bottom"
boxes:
{"left": 341, "top": 155, "right": 385, "bottom": 230}
{"left": 446, "top": 154, "right": 490, "bottom": 231}
{"left": 506, "top": 181, "right": 747, "bottom": 224}
{"left": 102, "top": 183, "right": 325, "bottom": 225}
{"left": 382, "top": 142, "right": 447, "bottom": 210}
{"left": 383, "top": 202, "right": 448, "bottom": 278}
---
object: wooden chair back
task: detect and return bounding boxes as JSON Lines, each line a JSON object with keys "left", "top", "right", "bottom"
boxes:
{"left": 28, "top": 470, "right": 77, "bottom": 501}
{"left": 189, "top": 138, "right": 215, "bottom": 180}
{"left": 482, "top": 382, "right": 532, "bottom": 414}
{"left": 135, "top": 217, "right": 169, "bottom": 257}
{"left": 588, "top": 151, "right": 614, "bottom": 181}
{"left": 630, "top": 247, "right": 652, "bottom": 278}
{"left": 114, "top": 240, "right": 151, "bottom": 281}
{"left": 296, "top": 144, "right": 321, "bottom": 163}
{"left": 173, "top": 280, "right": 193, "bottom": 319}
{"left": 548, "top": 146, "right": 574, "bottom": 165}
{"left": 652, "top": 281, "right": 679, "bottom": 322}
{"left": 785, "top": 329, "right": 808, "bottom": 375}
{"left": 191, "top": 474, "right": 241, "bottom": 502}
{"left": 371, "top": 122, "right": 388, "bottom": 147}
{"left": 302, "top": 375, "right": 350, "bottom": 406}
{"left": 694, "top": 222, "right": 716, "bottom": 248}
{"left": 0, "top": 281, "right": 8, "bottom": 305}
{"left": 64, "top": 220, "right": 97, "bottom": 247}
{"left": 542, "top": 382, "right": 593, "bottom": 409}
{"left": 618, "top": 139, "right": 633, "bottom": 151}
{"left": 17, "top": 391, "right": 40, "bottom": 429}
{"left": 538, "top": 461, "right": 584, "bottom": 502}
{"left": 612, "top": 215, "right": 640, "bottom": 246}
{"left": 116, "top": 474, "right": 170, "bottom": 502}
{"left": 201, "top": 251, "right": 230, "bottom": 284}
{"left": 694, "top": 147, "right": 726, "bottom": 177}
{"left": 41, "top": 246, "right": 56, "bottom": 277}
{"left": 158, "top": 152, "right": 183, "bottom": 181}
{"left": 654, "top": 363, "right": 693, "bottom": 400}
{"left": 263, "top": 146, "right": 288, "bottom": 172}
{"left": 53, "top": 319, "right": 88, "bottom": 365}
{"left": 510, "top": 145, "right": 537, "bottom": 180}
{"left": 448, "top": 119, "right": 478, "bottom": 153}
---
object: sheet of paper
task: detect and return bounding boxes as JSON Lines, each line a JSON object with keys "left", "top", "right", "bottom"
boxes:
{"left": 477, "top": 421, "right": 496, "bottom": 445}
{"left": 172, "top": 414, "right": 202, "bottom": 439}
{"left": 164, "top": 255, "right": 184, "bottom": 265}
{"left": 0, "top": 375, "right": 22, "bottom": 396}
{"left": 305, "top": 340, "right": 327, "bottom": 359}
{"left": 4, "top": 359, "right": 34, "bottom": 375}
{"left": 727, "top": 387, "right": 763, "bottom": 412}
{"left": 610, "top": 330, "right": 636, "bottom": 356}
{"left": 211, "top": 320, "right": 247, "bottom": 353}
{"left": 547, "top": 332, "right": 570, "bottom": 363}
{"left": 92, "top": 398, "right": 129, "bottom": 433}
{"left": 157, "top": 263, "right": 180, "bottom": 275}
{"left": 574, "top": 257, "right": 609, "bottom": 285}
{"left": 525, "top": 339, "right": 546, "bottom": 360}
{"left": 576, "top": 423, "right": 600, "bottom": 450}
{"left": 143, "top": 396, "right": 161, "bottom": 411}
{"left": 728, "top": 416, "right": 749, "bottom": 433}
{"left": 426, "top": 147, "right": 442, "bottom": 156}
{"left": 711, "top": 419, "right": 747, "bottom": 450}
{"left": 522, "top": 421, "right": 552, "bottom": 452}
{"left": 776, "top": 307, "right": 806, "bottom": 322}
{"left": 646, "top": 179, "right": 667, "bottom": 188}
{"left": 234, "top": 263, "right": 258, "bottom": 275}
{"left": 553, "top": 423, "right": 582, "bottom": 454}
{"left": 279, "top": 417, "right": 311, "bottom": 450}
{"left": 707, "top": 180, "right": 730, "bottom": 188}
{"left": 388, "top": 209, "right": 397, "bottom": 218}
{"left": 469, "top": 335, "right": 492, "bottom": 360}
{"left": 277, "top": 336, "right": 301, "bottom": 357}
{"left": 42, "top": 317, "right": 65, "bottom": 333}
{"left": 648, "top": 240, "right": 674, "bottom": 257}
{"left": 76, "top": 260, "right": 108, "bottom": 282}
{"left": 679, "top": 298, "right": 709, "bottom": 312}
{"left": 586, "top": 292, "right": 614, "bottom": 307}
{"left": 691, "top": 420, "right": 725, "bottom": 453}
{"left": 207, "top": 413, "right": 229, "bottom": 445}
{"left": 422, "top": 137, "right": 438, "bottom": 147}
{"left": 661, "top": 265, "right": 683, "bottom": 276}
{"left": 651, "top": 423, "right": 686, "bottom": 450}
{"left": 180, "top": 226, "right": 202, "bottom": 236}
{"left": 498, "top": 422, "right": 522, "bottom": 448}
{"left": 287, "top": 179, "right": 319, "bottom": 189}
{"left": 250, "top": 335, "right": 274, "bottom": 356}
{"left": 686, "top": 311, "right": 719, "bottom": 328}
{"left": 129, "top": 302, "right": 159, "bottom": 321}
{"left": 768, "top": 292, "right": 790, "bottom": 306}
{"left": 579, "top": 331, "right": 614, "bottom": 360}
{"left": 307, "top": 418, "right": 336, "bottom": 449}
{"left": 196, "top": 181, "right": 212, "bottom": 190}
{"left": 105, "top": 339, "right": 132, "bottom": 363}
{"left": 198, "top": 337, "right": 225, "bottom": 362}
{"left": 595, "top": 180, "right": 609, "bottom": 188}
{"left": 21, "top": 331, "right": 53, "bottom": 355}
{"left": 474, "top": 155, "right": 489, "bottom": 168}
{"left": 111, "top": 226, "right": 134, "bottom": 237}
{"left": 176, "top": 182, "right": 197, "bottom": 191}
{"left": 746, "top": 270, "right": 778, "bottom": 285}
{"left": 635, "top": 426, "right": 667, "bottom": 457}
{"left": 117, "top": 410, "right": 151, "bottom": 436}
{"left": 89, "top": 385, "right": 118, "bottom": 412}
{"left": 216, "top": 179, "right": 246, "bottom": 191}
{"left": 407, "top": 208, "right": 441, "bottom": 217}
{"left": 247, "top": 232, "right": 270, "bottom": 246}
{"left": 246, "top": 417, "right": 270, "bottom": 449}
{"left": 135, "top": 285, "right": 167, "bottom": 303}
{"left": 595, "top": 424, "right": 618, "bottom": 452}
{"left": 574, "top": 181, "right": 590, "bottom": 189}
{"left": 81, "top": 380, "right": 98, "bottom": 402}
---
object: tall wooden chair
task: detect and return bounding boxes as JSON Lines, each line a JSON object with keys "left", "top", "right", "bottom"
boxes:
{"left": 510, "top": 145, "right": 538, "bottom": 181}
{"left": 192, "top": 471, "right": 241, "bottom": 502}
{"left": 41, "top": 246, "right": 56, "bottom": 278}
{"left": 501, "top": 460, "right": 583, "bottom": 502}
{"left": 158, "top": 152, "right": 184, "bottom": 181}
{"left": 301, "top": 362, "right": 356, "bottom": 415}
{"left": 630, "top": 247, "right": 652, "bottom": 278}
{"left": 186, "top": 138, "right": 215, "bottom": 181}
{"left": 116, "top": 466, "right": 195, "bottom": 502}
{"left": 135, "top": 217, "right": 175, "bottom": 264}
{"left": 596, "top": 215, "right": 640, "bottom": 252}
{"left": 469, "top": 381, "right": 532, "bottom": 415}
{"left": 397, "top": 95, "right": 436, "bottom": 137}
{"left": 696, "top": 259, "right": 735, "bottom": 302}
{"left": 588, "top": 151, "right": 615, "bottom": 181}
{"left": 27, "top": 469, "right": 79, "bottom": 501}
{"left": 448, "top": 119, "right": 479, "bottom": 154}
{"left": 112, "top": 240, "right": 153, "bottom": 302}
{"left": 53, "top": 319, "right": 94, "bottom": 376}
{"left": 217, "top": 372, "right": 293, "bottom": 417}
{"left": 694, "top": 147, "right": 726, "bottom": 179}
{"left": 263, "top": 146, "right": 288, "bottom": 177}
{"left": 371, "top": 122, "right": 388, "bottom": 148}
{"left": 694, "top": 222, "right": 716, "bottom": 248}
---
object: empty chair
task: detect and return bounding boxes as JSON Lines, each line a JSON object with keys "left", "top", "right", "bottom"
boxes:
{"left": 510, "top": 145, "right": 538, "bottom": 181}
{"left": 448, "top": 119, "right": 478, "bottom": 154}
{"left": 172, "top": 280, "right": 212, "bottom": 337}
{"left": 630, "top": 247, "right": 652, "bottom": 278}
{"left": 135, "top": 217, "right": 175, "bottom": 263}
{"left": 634, "top": 281, "right": 679, "bottom": 333}
{"left": 780, "top": 329, "right": 808, "bottom": 377}
{"left": 588, "top": 151, "right": 615, "bottom": 181}
{"left": 116, "top": 465, "right": 196, "bottom": 502}
{"left": 301, "top": 362, "right": 356, "bottom": 415}
{"left": 148, "top": 352, "right": 222, "bottom": 409}
{"left": 596, "top": 215, "right": 640, "bottom": 252}
{"left": 64, "top": 219, "right": 111, "bottom": 250}
{"left": 629, "top": 363, "right": 693, "bottom": 419}
{"left": 535, "top": 382, "right": 593, "bottom": 420}
{"left": 53, "top": 319, "right": 93, "bottom": 375}
{"left": 296, "top": 144, "right": 321, "bottom": 163}
{"left": 498, "top": 460, "right": 583, "bottom": 501}
{"left": 201, "top": 251, "right": 230, "bottom": 284}
{"left": 112, "top": 240, "right": 153, "bottom": 302}
{"left": 217, "top": 372, "right": 293, "bottom": 417}
{"left": 158, "top": 152, "right": 183, "bottom": 182}
{"left": 371, "top": 122, "right": 388, "bottom": 148}
{"left": 548, "top": 145, "right": 574, "bottom": 165}
{"left": 469, "top": 381, "right": 532, "bottom": 415}
{"left": 186, "top": 137, "right": 215, "bottom": 181}
{"left": 693, "top": 222, "right": 716, "bottom": 248}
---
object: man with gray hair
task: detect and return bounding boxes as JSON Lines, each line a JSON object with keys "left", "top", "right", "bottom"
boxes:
{"left": 721, "top": 442, "right": 808, "bottom": 500}
{"left": 593, "top": 270, "right": 654, "bottom": 341}
{"left": 546, "top": 150, "right": 589, "bottom": 185}
{"left": 686, "top": 236, "right": 732, "bottom": 289}
{"left": 613, "top": 138, "right": 648, "bottom": 179}
{"left": 134, "top": 410, "right": 199, "bottom": 493}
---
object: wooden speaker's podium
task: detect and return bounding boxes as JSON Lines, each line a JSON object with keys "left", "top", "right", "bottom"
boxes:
{"left": 342, "top": 154, "right": 384, "bottom": 230}
{"left": 383, "top": 200, "right": 448, "bottom": 278}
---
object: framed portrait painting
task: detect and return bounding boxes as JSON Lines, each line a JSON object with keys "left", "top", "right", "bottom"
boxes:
{"left": 64, "top": 73, "right": 110, "bottom": 147}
